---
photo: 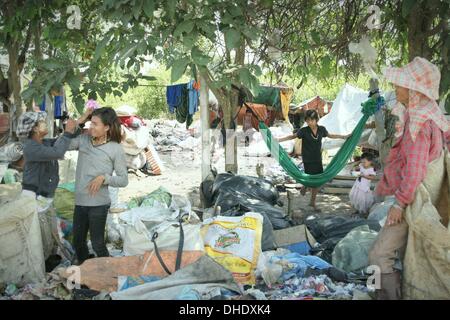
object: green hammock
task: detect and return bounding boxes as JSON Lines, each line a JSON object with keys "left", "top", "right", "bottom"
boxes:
{"left": 259, "top": 98, "right": 379, "bottom": 188}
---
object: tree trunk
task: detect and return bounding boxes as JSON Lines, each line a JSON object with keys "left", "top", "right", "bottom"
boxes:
{"left": 224, "top": 93, "right": 239, "bottom": 174}
{"left": 198, "top": 69, "right": 239, "bottom": 173}
{"left": 406, "top": 1, "right": 437, "bottom": 61}
{"left": 199, "top": 75, "right": 211, "bottom": 182}
{"left": 7, "top": 41, "right": 23, "bottom": 141}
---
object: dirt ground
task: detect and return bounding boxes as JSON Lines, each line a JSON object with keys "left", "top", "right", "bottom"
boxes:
{"left": 119, "top": 142, "right": 355, "bottom": 222}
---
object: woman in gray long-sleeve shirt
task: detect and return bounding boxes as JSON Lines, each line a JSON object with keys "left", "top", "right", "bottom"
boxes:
{"left": 69, "top": 107, "right": 128, "bottom": 264}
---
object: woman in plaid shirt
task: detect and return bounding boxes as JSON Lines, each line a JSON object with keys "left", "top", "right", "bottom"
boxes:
{"left": 368, "top": 57, "right": 449, "bottom": 300}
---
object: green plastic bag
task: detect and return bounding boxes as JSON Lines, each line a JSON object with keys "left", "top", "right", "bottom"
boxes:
{"left": 127, "top": 186, "right": 172, "bottom": 209}
{"left": 54, "top": 182, "right": 76, "bottom": 222}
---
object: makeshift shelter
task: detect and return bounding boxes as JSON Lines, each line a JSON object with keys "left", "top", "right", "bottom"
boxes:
{"left": 251, "top": 83, "right": 294, "bottom": 123}
{"left": 295, "top": 96, "right": 333, "bottom": 118}
{"left": 235, "top": 83, "right": 294, "bottom": 130}
{"left": 319, "top": 84, "right": 396, "bottom": 154}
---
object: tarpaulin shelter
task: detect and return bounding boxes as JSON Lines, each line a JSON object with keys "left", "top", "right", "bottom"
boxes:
{"left": 236, "top": 83, "right": 294, "bottom": 130}
{"left": 294, "top": 96, "right": 333, "bottom": 117}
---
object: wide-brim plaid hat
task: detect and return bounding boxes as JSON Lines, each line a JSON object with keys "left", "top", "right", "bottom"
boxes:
{"left": 16, "top": 111, "right": 47, "bottom": 138}
{"left": 383, "top": 57, "right": 440, "bottom": 100}
{"left": 383, "top": 57, "right": 448, "bottom": 141}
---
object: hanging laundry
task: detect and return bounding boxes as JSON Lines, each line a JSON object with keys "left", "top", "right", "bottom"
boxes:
{"left": 187, "top": 80, "right": 200, "bottom": 115}
{"left": 280, "top": 89, "right": 294, "bottom": 123}
{"left": 166, "top": 84, "right": 185, "bottom": 113}
{"left": 54, "top": 95, "right": 64, "bottom": 119}
{"left": 175, "top": 86, "right": 193, "bottom": 128}
{"left": 167, "top": 82, "right": 199, "bottom": 128}
{"left": 39, "top": 96, "right": 46, "bottom": 112}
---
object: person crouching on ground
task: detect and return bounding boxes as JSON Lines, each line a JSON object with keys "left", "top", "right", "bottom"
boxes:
{"left": 277, "top": 109, "right": 351, "bottom": 212}
{"left": 368, "top": 57, "right": 449, "bottom": 300}
{"left": 16, "top": 111, "right": 78, "bottom": 198}
{"left": 69, "top": 107, "right": 128, "bottom": 265}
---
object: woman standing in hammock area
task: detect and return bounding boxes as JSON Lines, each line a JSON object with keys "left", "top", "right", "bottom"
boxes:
{"left": 278, "top": 109, "right": 350, "bottom": 211}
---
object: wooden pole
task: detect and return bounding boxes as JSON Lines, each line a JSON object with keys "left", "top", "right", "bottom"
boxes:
{"left": 46, "top": 94, "right": 54, "bottom": 138}
{"left": 200, "top": 76, "right": 211, "bottom": 182}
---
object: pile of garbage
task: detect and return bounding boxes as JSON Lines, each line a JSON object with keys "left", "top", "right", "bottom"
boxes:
{"left": 147, "top": 119, "right": 202, "bottom": 152}
{"left": 2, "top": 174, "right": 395, "bottom": 301}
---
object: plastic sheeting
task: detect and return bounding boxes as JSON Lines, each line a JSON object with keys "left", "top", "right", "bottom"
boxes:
{"left": 319, "top": 84, "right": 370, "bottom": 152}
{"left": 110, "top": 255, "right": 242, "bottom": 300}
{"left": 60, "top": 250, "right": 205, "bottom": 292}
{"left": 305, "top": 214, "right": 381, "bottom": 263}
{"left": 211, "top": 173, "right": 290, "bottom": 229}
{"left": 120, "top": 190, "right": 203, "bottom": 256}
{"left": 332, "top": 225, "right": 378, "bottom": 273}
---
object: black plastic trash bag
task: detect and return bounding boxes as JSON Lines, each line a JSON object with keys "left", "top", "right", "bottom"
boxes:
{"left": 212, "top": 173, "right": 282, "bottom": 206}
{"left": 210, "top": 174, "right": 292, "bottom": 230}
{"left": 200, "top": 172, "right": 291, "bottom": 251}
{"left": 305, "top": 215, "right": 381, "bottom": 264}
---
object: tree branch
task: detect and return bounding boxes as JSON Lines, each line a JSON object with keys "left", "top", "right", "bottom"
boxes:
{"left": 18, "top": 23, "right": 33, "bottom": 72}
{"left": 425, "top": 20, "right": 445, "bottom": 37}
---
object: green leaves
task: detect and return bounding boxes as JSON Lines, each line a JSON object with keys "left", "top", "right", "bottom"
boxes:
{"left": 140, "top": 75, "right": 157, "bottom": 81}
{"left": 171, "top": 57, "right": 190, "bottom": 82}
{"left": 66, "top": 72, "right": 82, "bottom": 91}
{"left": 143, "top": 0, "right": 155, "bottom": 18}
{"left": 174, "top": 20, "right": 195, "bottom": 38}
{"left": 228, "top": 5, "right": 243, "bottom": 18}
{"left": 21, "top": 87, "right": 36, "bottom": 103}
{"left": 241, "top": 26, "right": 260, "bottom": 42}
{"left": 41, "top": 58, "right": 64, "bottom": 71}
{"left": 132, "top": 0, "right": 143, "bottom": 20}
{"left": 260, "top": 0, "right": 274, "bottom": 8}
{"left": 182, "top": 35, "right": 196, "bottom": 50}
{"left": 164, "top": 0, "right": 177, "bottom": 21}
{"left": 238, "top": 68, "right": 259, "bottom": 95}
{"left": 320, "top": 55, "right": 333, "bottom": 78}
{"left": 94, "top": 34, "right": 112, "bottom": 62}
{"left": 311, "top": 31, "right": 320, "bottom": 44}
{"left": 191, "top": 46, "right": 210, "bottom": 66}
{"left": 73, "top": 96, "right": 85, "bottom": 115}
{"left": 224, "top": 28, "right": 241, "bottom": 50}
